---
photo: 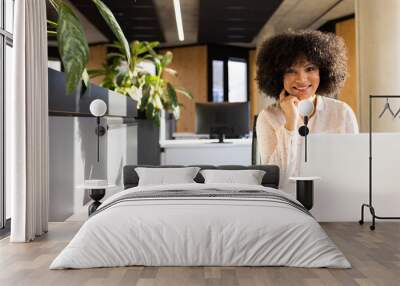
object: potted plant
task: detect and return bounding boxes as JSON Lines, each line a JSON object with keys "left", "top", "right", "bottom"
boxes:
{"left": 89, "top": 41, "right": 192, "bottom": 125}
{"left": 88, "top": 41, "right": 192, "bottom": 164}
{"left": 48, "top": 0, "right": 192, "bottom": 126}
{"left": 48, "top": 0, "right": 131, "bottom": 95}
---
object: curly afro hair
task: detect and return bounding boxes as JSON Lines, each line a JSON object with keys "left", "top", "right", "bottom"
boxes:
{"left": 256, "top": 30, "right": 348, "bottom": 99}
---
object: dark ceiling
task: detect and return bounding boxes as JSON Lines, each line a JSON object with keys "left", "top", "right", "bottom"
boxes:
{"left": 69, "top": 0, "right": 165, "bottom": 43}
{"left": 198, "top": 0, "right": 282, "bottom": 43}
{"left": 49, "top": 0, "right": 283, "bottom": 45}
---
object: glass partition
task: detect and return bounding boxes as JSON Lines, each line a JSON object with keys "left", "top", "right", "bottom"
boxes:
{"left": 212, "top": 60, "right": 224, "bottom": 102}
{"left": 228, "top": 59, "right": 247, "bottom": 103}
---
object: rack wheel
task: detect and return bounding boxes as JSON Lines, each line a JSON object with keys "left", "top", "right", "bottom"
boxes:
{"left": 359, "top": 220, "right": 364, "bottom": 225}
{"left": 370, "top": 225, "right": 375, "bottom": 231}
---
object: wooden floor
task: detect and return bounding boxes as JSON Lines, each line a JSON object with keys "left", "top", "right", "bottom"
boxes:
{"left": 0, "top": 222, "right": 400, "bottom": 286}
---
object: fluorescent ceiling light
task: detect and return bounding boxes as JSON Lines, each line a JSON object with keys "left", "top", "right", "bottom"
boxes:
{"left": 173, "top": 0, "right": 184, "bottom": 41}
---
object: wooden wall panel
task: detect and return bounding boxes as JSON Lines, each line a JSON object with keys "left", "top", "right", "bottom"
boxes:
{"left": 336, "top": 18, "right": 358, "bottom": 119}
{"left": 87, "top": 45, "right": 107, "bottom": 86}
{"left": 161, "top": 46, "right": 208, "bottom": 133}
{"left": 249, "top": 49, "right": 258, "bottom": 127}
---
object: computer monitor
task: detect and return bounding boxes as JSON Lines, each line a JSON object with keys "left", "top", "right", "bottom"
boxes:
{"left": 195, "top": 102, "right": 250, "bottom": 142}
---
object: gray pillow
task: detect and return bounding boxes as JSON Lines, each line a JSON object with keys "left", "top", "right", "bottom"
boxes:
{"left": 135, "top": 167, "right": 201, "bottom": 186}
{"left": 200, "top": 169, "right": 266, "bottom": 185}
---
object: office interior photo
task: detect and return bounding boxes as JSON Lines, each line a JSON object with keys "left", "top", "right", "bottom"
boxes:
{"left": 1, "top": 0, "right": 400, "bottom": 285}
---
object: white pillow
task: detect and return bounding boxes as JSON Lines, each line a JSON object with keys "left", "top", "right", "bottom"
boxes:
{"left": 135, "top": 167, "right": 200, "bottom": 186}
{"left": 200, "top": 169, "right": 266, "bottom": 185}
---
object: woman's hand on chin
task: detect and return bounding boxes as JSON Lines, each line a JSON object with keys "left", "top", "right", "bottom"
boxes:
{"left": 279, "top": 89, "right": 299, "bottom": 131}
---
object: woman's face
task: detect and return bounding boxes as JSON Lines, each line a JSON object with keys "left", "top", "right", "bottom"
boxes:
{"left": 283, "top": 58, "right": 320, "bottom": 100}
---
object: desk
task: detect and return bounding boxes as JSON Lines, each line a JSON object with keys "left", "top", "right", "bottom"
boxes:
{"left": 160, "top": 138, "right": 252, "bottom": 165}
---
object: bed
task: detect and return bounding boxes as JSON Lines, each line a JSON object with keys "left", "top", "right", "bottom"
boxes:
{"left": 50, "top": 165, "right": 350, "bottom": 269}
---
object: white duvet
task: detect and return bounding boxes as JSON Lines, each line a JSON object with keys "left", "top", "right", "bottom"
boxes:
{"left": 50, "top": 183, "right": 351, "bottom": 269}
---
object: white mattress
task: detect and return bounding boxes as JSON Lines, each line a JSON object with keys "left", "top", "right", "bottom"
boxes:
{"left": 50, "top": 183, "right": 350, "bottom": 269}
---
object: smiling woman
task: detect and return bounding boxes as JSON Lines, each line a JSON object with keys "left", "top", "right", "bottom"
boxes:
{"left": 255, "top": 30, "right": 359, "bottom": 188}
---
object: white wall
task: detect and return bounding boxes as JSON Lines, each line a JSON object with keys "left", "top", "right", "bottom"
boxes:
{"left": 49, "top": 116, "right": 138, "bottom": 221}
{"left": 292, "top": 133, "right": 400, "bottom": 222}
{"left": 106, "top": 118, "right": 138, "bottom": 195}
{"left": 356, "top": 0, "right": 400, "bottom": 132}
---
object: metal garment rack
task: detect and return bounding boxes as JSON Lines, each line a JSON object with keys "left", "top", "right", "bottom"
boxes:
{"left": 359, "top": 95, "right": 400, "bottom": 230}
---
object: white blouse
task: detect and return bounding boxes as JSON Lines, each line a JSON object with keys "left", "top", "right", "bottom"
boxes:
{"left": 256, "top": 95, "right": 359, "bottom": 188}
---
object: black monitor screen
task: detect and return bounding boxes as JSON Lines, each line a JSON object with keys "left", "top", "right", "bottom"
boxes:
{"left": 195, "top": 102, "right": 250, "bottom": 138}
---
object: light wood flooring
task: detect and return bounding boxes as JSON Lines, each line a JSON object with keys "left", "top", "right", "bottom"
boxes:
{"left": 0, "top": 222, "right": 400, "bottom": 286}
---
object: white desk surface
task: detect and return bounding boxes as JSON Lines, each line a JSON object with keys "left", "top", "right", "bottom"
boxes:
{"left": 289, "top": 176, "right": 321, "bottom": 181}
{"left": 77, "top": 184, "right": 116, "bottom": 190}
{"left": 160, "top": 138, "right": 252, "bottom": 148}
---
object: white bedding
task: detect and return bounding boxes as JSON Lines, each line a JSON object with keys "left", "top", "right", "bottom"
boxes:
{"left": 50, "top": 183, "right": 350, "bottom": 269}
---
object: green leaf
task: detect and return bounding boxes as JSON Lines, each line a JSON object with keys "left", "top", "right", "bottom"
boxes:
{"left": 153, "top": 58, "right": 162, "bottom": 76}
{"left": 154, "top": 93, "right": 163, "bottom": 109}
{"left": 153, "top": 110, "right": 161, "bottom": 126}
{"left": 47, "top": 30, "right": 57, "bottom": 35}
{"left": 166, "top": 83, "right": 178, "bottom": 106}
{"left": 164, "top": 68, "right": 177, "bottom": 76}
{"left": 106, "top": 52, "right": 125, "bottom": 60}
{"left": 47, "top": 19, "right": 58, "bottom": 27}
{"left": 172, "top": 104, "right": 181, "bottom": 120}
{"left": 126, "top": 86, "right": 141, "bottom": 102}
{"left": 56, "top": 2, "right": 89, "bottom": 95}
{"left": 143, "top": 42, "right": 158, "bottom": 57}
{"left": 176, "top": 88, "right": 193, "bottom": 99}
{"left": 145, "top": 102, "right": 154, "bottom": 120}
{"left": 105, "top": 42, "right": 123, "bottom": 50}
{"left": 91, "top": 0, "right": 131, "bottom": 64}
{"left": 139, "top": 86, "right": 151, "bottom": 110}
{"left": 131, "top": 41, "right": 143, "bottom": 57}
{"left": 146, "top": 41, "right": 160, "bottom": 49}
{"left": 87, "top": 68, "right": 106, "bottom": 78}
{"left": 82, "top": 68, "right": 90, "bottom": 87}
{"left": 161, "top": 51, "right": 173, "bottom": 66}
{"left": 137, "top": 41, "right": 159, "bottom": 55}
{"left": 142, "top": 54, "right": 155, "bottom": 60}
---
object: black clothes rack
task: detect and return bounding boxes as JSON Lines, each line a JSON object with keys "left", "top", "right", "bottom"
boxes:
{"left": 359, "top": 95, "right": 400, "bottom": 230}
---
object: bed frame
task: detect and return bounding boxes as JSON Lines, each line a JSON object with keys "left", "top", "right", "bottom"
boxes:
{"left": 123, "top": 165, "right": 280, "bottom": 189}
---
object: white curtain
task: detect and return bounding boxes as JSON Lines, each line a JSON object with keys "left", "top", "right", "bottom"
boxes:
{"left": 7, "top": 0, "right": 49, "bottom": 242}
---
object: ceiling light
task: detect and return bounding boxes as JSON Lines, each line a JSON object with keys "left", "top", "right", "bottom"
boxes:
{"left": 173, "top": 0, "right": 184, "bottom": 41}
